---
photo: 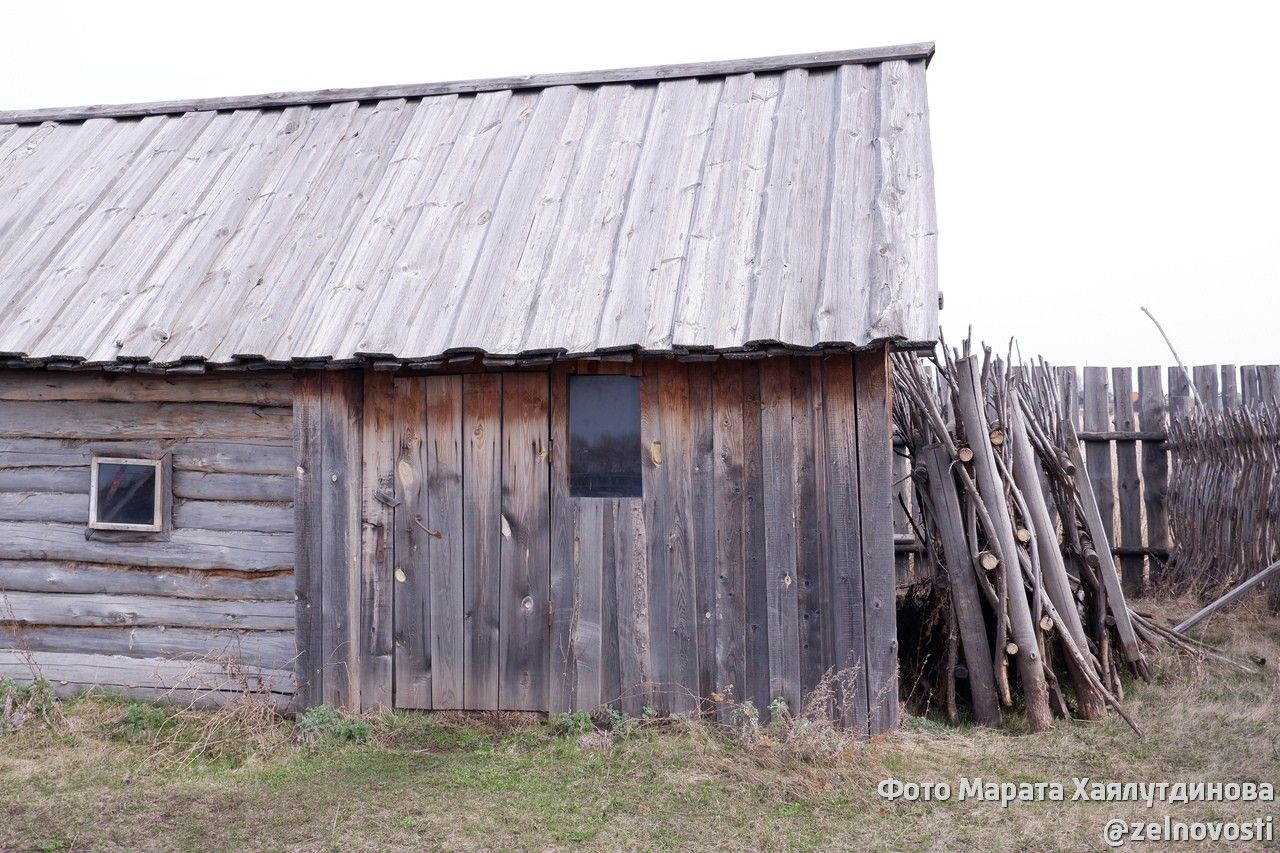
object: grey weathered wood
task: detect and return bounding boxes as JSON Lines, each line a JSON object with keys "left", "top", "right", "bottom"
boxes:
{"left": 0, "top": 372, "right": 292, "bottom": 405}
{"left": 1057, "top": 366, "right": 1080, "bottom": 429}
{"left": 0, "top": 438, "right": 293, "bottom": 475}
{"left": 319, "top": 371, "right": 362, "bottom": 708}
{"left": 0, "top": 401, "right": 291, "bottom": 440}
{"left": 821, "top": 355, "right": 868, "bottom": 731}
{"left": 0, "top": 560, "right": 293, "bottom": 600}
{"left": 425, "top": 375, "right": 465, "bottom": 709}
{"left": 0, "top": 467, "right": 88, "bottom": 493}
{"left": 740, "top": 363, "right": 771, "bottom": 717}
{"left": 612, "top": 497, "right": 650, "bottom": 717}
{"left": 1240, "top": 365, "right": 1260, "bottom": 407}
{"left": 0, "top": 44, "right": 935, "bottom": 125}
{"left": 1219, "top": 365, "right": 1238, "bottom": 411}
{"left": 0, "top": 521, "right": 292, "bottom": 571}
{"left": 711, "top": 360, "right": 746, "bottom": 718}
{"left": 1258, "top": 365, "right": 1280, "bottom": 406}
{"left": 790, "top": 356, "right": 828, "bottom": 700}
{"left": 548, "top": 363, "right": 577, "bottom": 713}
{"left": 0, "top": 52, "right": 937, "bottom": 368}
{"left": 1082, "top": 367, "right": 1115, "bottom": 542}
{"left": 0, "top": 491, "right": 86, "bottom": 523}
{"left": 919, "top": 444, "right": 1000, "bottom": 727}
{"left": 293, "top": 371, "right": 324, "bottom": 708}
{"left": 1063, "top": 419, "right": 1144, "bottom": 668}
{"left": 1008, "top": 399, "right": 1107, "bottom": 720}
{"left": 9, "top": 626, "right": 295, "bottom": 671}
{"left": 0, "top": 649, "right": 294, "bottom": 695}
{"left": 1193, "top": 364, "right": 1220, "bottom": 414}
{"left": 172, "top": 471, "right": 293, "bottom": 502}
{"left": 34, "top": 680, "right": 293, "bottom": 710}
{"left": 174, "top": 500, "right": 293, "bottom": 533}
{"left": 854, "top": 349, "right": 898, "bottom": 735}
{"left": 1136, "top": 367, "right": 1169, "bottom": 583}
{"left": 656, "top": 361, "right": 699, "bottom": 715}
{"left": 462, "top": 373, "right": 501, "bottom": 710}
{"left": 1167, "top": 366, "right": 1192, "bottom": 420}
{"left": 760, "top": 357, "right": 801, "bottom": 714}
{"left": 0, "top": 591, "right": 293, "bottom": 630}
{"left": 358, "top": 370, "right": 395, "bottom": 710}
{"left": 955, "top": 355, "right": 1051, "bottom": 733}
{"left": 391, "top": 377, "right": 431, "bottom": 708}
{"left": 1111, "top": 368, "right": 1143, "bottom": 593}
{"left": 640, "top": 365, "right": 671, "bottom": 713}
{"left": 687, "top": 364, "right": 718, "bottom": 704}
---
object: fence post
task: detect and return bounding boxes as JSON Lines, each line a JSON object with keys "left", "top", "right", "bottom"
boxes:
{"left": 1241, "top": 365, "right": 1260, "bottom": 407}
{"left": 1112, "top": 368, "right": 1143, "bottom": 593}
{"left": 1082, "top": 367, "right": 1115, "bottom": 544}
{"left": 1193, "top": 365, "right": 1220, "bottom": 414}
{"left": 1137, "top": 367, "right": 1169, "bottom": 586}
{"left": 1220, "top": 365, "right": 1238, "bottom": 410}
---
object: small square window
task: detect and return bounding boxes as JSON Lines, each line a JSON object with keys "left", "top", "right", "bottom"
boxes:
{"left": 89, "top": 457, "right": 164, "bottom": 531}
{"left": 568, "top": 375, "right": 642, "bottom": 498}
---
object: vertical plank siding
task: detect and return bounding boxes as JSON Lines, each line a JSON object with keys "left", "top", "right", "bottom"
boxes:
{"left": 391, "top": 377, "right": 431, "bottom": 708}
{"left": 358, "top": 370, "right": 395, "bottom": 709}
{"left": 554, "top": 353, "right": 893, "bottom": 731}
{"left": 318, "top": 371, "right": 363, "bottom": 708}
{"left": 461, "top": 374, "right": 502, "bottom": 709}
{"left": 498, "top": 372, "right": 550, "bottom": 711}
{"left": 1, "top": 373, "right": 297, "bottom": 705}
{"left": 424, "top": 376, "right": 465, "bottom": 709}
{"left": 855, "top": 348, "right": 898, "bottom": 734}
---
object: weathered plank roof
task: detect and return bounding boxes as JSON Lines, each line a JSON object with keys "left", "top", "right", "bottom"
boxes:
{"left": 0, "top": 45, "right": 938, "bottom": 369}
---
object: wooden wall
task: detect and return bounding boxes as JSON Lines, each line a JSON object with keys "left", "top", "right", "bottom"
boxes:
{"left": 301, "top": 351, "right": 898, "bottom": 735}
{"left": 0, "top": 373, "right": 297, "bottom": 706}
{"left": 549, "top": 354, "right": 897, "bottom": 734}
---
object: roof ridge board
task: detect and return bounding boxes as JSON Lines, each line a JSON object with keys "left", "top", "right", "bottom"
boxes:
{"left": 0, "top": 43, "right": 934, "bottom": 125}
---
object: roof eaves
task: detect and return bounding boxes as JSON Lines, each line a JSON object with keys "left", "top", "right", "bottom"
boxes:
{"left": 0, "top": 42, "right": 935, "bottom": 125}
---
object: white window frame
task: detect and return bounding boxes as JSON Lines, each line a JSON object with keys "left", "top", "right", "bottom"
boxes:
{"left": 88, "top": 456, "right": 165, "bottom": 532}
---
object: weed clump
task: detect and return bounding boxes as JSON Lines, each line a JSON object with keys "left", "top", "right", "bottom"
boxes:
{"left": 296, "top": 706, "right": 372, "bottom": 746}
{"left": 1, "top": 677, "right": 61, "bottom": 733}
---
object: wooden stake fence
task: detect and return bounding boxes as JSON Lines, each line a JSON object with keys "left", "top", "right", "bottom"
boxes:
{"left": 1031, "top": 364, "right": 1280, "bottom": 592}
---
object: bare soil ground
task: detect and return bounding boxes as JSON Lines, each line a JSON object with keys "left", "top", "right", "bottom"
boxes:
{"left": 1, "top": 596, "right": 1276, "bottom": 852}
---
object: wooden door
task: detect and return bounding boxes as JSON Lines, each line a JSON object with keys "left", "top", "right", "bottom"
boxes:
{"left": 390, "top": 372, "right": 550, "bottom": 711}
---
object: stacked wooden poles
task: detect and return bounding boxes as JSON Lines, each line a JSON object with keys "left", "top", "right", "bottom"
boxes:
{"left": 892, "top": 346, "right": 1160, "bottom": 735}
{"left": 954, "top": 357, "right": 1052, "bottom": 732}
{"left": 1007, "top": 401, "right": 1107, "bottom": 721}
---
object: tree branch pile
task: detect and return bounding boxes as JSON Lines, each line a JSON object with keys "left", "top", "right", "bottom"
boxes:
{"left": 892, "top": 344, "right": 1254, "bottom": 736}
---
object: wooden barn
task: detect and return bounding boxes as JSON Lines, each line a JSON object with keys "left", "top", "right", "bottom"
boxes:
{"left": 0, "top": 43, "right": 938, "bottom": 736}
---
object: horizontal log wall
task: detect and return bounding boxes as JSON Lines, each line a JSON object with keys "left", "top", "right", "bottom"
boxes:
{"left": 0, "top": 372, "right": 296, "bottom": 702}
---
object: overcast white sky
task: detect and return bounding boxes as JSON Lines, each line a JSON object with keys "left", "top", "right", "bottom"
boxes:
{"left": 2, "top": 1, "right": 1276, "bottom": 367}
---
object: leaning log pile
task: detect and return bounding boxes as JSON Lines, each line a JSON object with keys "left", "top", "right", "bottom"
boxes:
{"left": 892, "top": 344, "right": 1250, "bottom": 736}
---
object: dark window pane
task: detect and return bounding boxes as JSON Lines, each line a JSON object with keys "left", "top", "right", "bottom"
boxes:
{"left": 96, "top": 462, "right": 158, "bottom": 526}
{"left": 568, "top": 375, "right": 642, "bottom": 498}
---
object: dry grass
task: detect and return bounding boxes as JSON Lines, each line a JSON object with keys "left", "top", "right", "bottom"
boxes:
{"left": 0, "top": 594, "right": 1275, "bottom": 852}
